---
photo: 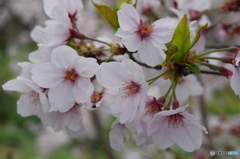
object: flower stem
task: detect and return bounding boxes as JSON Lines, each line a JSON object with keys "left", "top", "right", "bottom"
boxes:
{"left": 147, "top": 69, "right": 170, "bottom": 85}
{"left": 85, "top": 37, "right": 111, "bottom": 46}
{"left": 198, "top": 57, "right": 222, "bottom": 61}
{"left": 105, "top": 52, "right": 115, "bottom": 62}
{"left": 200, "top": 62, "right": 220, "bottom": 69}
{"left": 195, "top": 48, "right": 236, "bottom": 58}
{"left": 83, "top": 49, "right": 110, "bottom": 54}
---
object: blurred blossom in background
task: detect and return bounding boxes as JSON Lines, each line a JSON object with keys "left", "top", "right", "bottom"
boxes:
{"left": 1, "top": 0, "right": 240, "bottom": 159}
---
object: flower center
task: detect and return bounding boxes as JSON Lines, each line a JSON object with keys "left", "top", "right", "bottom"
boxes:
{"left": 145, "top": 97, "right": 163, "bottom": 116}
{"left": 119, "top": 81, "right": 140, "bottom": 98}
{"left": 91, "top": 91, "right": 102, "bottom": 103}
{"left": 138, "top": 20, "right": 154, "bottom": 39}
{"left": 168, "top": 114, "right": 184, "bottom": 128}
{"left": 27, "top": 91, "right": 40, "bottom": 105}
{"left": 63, "top": 68, "right": 79, "bottom": 84}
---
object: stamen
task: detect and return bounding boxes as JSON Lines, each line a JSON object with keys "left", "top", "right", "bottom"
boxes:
{"left": 168, "top": 114, "right": 184, "bottom": 128}
{"left": 145, "top": 97, "right": 163, "bottom": 116}
{"left": 27, "top": 91, "right": 40, "bottom": 105}
{"left": 138, "top": 19, "right": 154, "bottom": 39}
{"left": 119, "top": 81, "right": 140, "bottom": 98}
{"left": 91, "top": 91, "right": 102, "bottom": 103}
{"left": 63, "top": 68, "right": 79, "bottom": 84}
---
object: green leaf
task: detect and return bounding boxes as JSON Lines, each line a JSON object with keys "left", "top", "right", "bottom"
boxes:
{"left": 92, "top": 2, "right": 119, "bottom": 31}
{"left": 172, "top": 14, "right": 190, "bottom": 53}
{"left": 186, "top": 64, "right": 200, "bottom": 73}
{"left": 117, "top": 0, "right": 132, "bottom": 10}
{"left": 162, "top": 45, "right": 178, "bottom": 65}
{"left": 188, "top": 23, "right": 208, "bottom": 51}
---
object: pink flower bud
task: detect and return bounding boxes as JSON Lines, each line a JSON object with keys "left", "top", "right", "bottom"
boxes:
{"left": 219, "top": 67, "right": 233, "bottom": 78}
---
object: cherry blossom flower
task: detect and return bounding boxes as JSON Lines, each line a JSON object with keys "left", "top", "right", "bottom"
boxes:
{"left": 148, "top": 104, "right": 208, "bottom": 152}
{"left": 32, "top": 46, "right": 99, "bottom": 112}
{"left": 2, "top": 76, "right": 49, "bottom": 117}
{"left": 116, "top": 3, "right": 177, "bottom": 67}
{"left": 96, "top": 58, "right": 148, "bottom": 124}
{"left": 39, "top": 0, "right": 83, "bottom": 47}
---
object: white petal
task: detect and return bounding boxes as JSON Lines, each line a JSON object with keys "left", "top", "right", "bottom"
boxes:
{"left": 117, "top": 3, "right": 140, "bottom": 32}
{"left": 74, "top": 57, "right": 98, "bottom": 78}
{"left": 120, "top": 32, "right": 141, "bottom": 52}
{"left": 160, "top": 104, "right": 189, "bottom": 116}
{"left": 2, "top": 78, "right": 31, "bottom": 93}
{"left": 96, "top": 62, "right": 128, "bottom": 89}
{"left": 17, "top": 94, "right": 41, "bottom": 117}
{"left": 73, "top": 78, "right": 94, "bottom": 103}
{"left": 32, "top": 63, "right": 63, "bottom": 88}
{"left": 151, "top": 18, "right": 177, "bottom": 43}
{"left": 48, "top": 82, "right": 75, "bottom": 112}
{"left": 109, "top": 120, "right": 128, "bottom": 151}
{"left": 67, "top": 107, "right": 82, "bottom": 131}
{"left": 150, "top": 117, "right": 174, "bottom": 149}
{"left": 119, "top": 94, "right": 139, "bottom": 124}
{"left": 30, "top": 26, "right": 45, "bottom": 44}
{"left": 136, "top": 120, "right": 152, "bottom": 147}
{"left": 42, "top": 111, "right": 70, "bottom": 132}
{"left": 44, "top": 23, "right": 70, "bottom": 46}
{"left": 138, "top": 40, "right": 166, "bottom": 67}
{"left": 39, "top": 93, "right": 50, "bottom": 113}
{"left": 121, "top": 59, "right": 145, "bottom": 83}
{"left": 51, "top": 46, "right": 78, "bottom": 69}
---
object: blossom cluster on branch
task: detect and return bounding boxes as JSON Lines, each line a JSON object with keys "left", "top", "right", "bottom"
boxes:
{"left": 2, "top": 0, "right": 240, "bottom": 152}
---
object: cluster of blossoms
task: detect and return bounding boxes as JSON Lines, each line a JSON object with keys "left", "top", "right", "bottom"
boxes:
{"left": 3, "top": 0, "right": 240, "bottom": 152}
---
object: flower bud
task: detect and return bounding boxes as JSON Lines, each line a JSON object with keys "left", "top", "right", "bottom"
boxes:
{"left": 157, "top": 96, "right": 166, "bottom": 104}
{"left": 220, "top": 57, "right": 235, "bottom": 64}
{"left": 172, "top": 100, "right": 179, "bottom": 110}
{"left": 219, "top": 67, "right": 233, "bottom": 78}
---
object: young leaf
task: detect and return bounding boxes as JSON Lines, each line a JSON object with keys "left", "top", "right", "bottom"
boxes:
{"left": 187, "top": 23, "right": 208, "bottom": 51}
{"left": 117, "top": 0, "right": 132, "bottom": 10}
{"left": 162, "top": 45, "right": 178, "bottom": 66}
{"left": 186, "top": 64, "right": 201, "bottom": 73}
{"left": 92, "top": 2, "right": 120, "bottom": 31}
{"left": 172, "top": 14, "right": 190, "bottom": 52}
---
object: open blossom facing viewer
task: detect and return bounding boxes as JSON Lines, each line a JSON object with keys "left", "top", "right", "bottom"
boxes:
{"left": 148, "top": 104, "right": 208, "bottom": 152}
{"left": 32, "top": 46, "right": 99, "bottom": 112}
{"left": 116, "top": 3, "right": 177, "bottom": 67}
{"left": 96, "top": 59, "right": 148, "bottom": 124}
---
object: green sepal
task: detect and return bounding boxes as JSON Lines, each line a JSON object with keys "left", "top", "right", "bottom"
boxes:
{"left": 162, "top": 45, "right": 178, "bottom": 66}
{"left": 92, "top": 1, "right": 120, "bottom": 31}
{"left": 186, "top": 64, "right": 201, "bottom": 73}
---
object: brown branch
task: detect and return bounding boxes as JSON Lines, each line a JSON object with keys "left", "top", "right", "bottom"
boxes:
{"left": 200, "top": 70, "right": 224, "bottom": 76}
